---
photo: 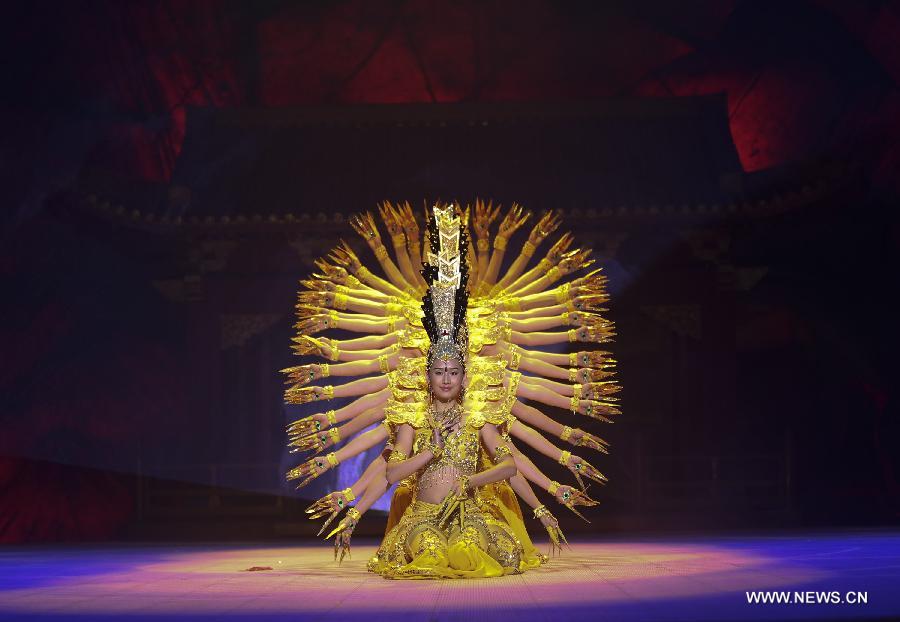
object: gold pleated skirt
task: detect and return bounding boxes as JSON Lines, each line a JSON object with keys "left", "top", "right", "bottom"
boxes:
{"left": 368, "top": 482, "right": 546, "bottom": 579}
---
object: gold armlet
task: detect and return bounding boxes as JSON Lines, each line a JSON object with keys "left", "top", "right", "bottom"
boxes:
{"left": 505, "top": 297, "right": 522, "bottom": 311}
{"left": 326, "top": 452, "right": 340, "bottom": 468}
{"left": 387, "top": 449, "right": 408, "bottom": 464}
{"left": 333, "top": 293, "right": 348, "bottom": 310}
{"left": 494, "top": 236, "right": 508, "bottom": 251}
{"left": 522, "top": 241, "right": 535, "bottom": 258}
{"left": 558, "top": 450, "right": 571, "bottom": 467}
{"left": 329, "top": 427, "right": 341, "bottom": 443}
{"left": 391, "top": 233, "right": 406, "bottom": 248}
{"left": 326, "top": 410, "right": 337, "bottom": 425}
{"left": 547, "top": 481, "right": 560, "bottom": 495}
{"left": 560, "top": 425, "right": 573, "bottom": 442}
{"left": 493, "top": 445, "right": 512, "bottom": 463}
{"left": 378, "top": 354, "right": 390, "bottom": 373}
{"left": 388, "top": 316, "right": 396, "bottom": 332}
{"left": 341, "top": 487, "right": 356, "bottom": 503}
{"left": 374, "top": 245, "right": 389, "bottom": 261}
{"left": 477, "top": 238, "right": 490, "bottom": 252}
{"left": 555, "top": 283, "right": 571, "bottom": 304}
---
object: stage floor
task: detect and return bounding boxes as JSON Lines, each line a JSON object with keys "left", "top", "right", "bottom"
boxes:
{"left": 1, "top": 530, "right": 898, "bottom": 621}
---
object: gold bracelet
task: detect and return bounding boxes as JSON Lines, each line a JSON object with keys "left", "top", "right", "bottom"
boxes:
{"left": 547, "top": 266, "right": 562, "bottom": 283}
{"left": 477, "top": 238, "right": 490, "bottom": 252}
{"left": 457, "top": 474, "right": 470, "bottom": 495}
{"left": 329, "top": 427, "right": 341, "bottom": 443}
{"left": 548, "top": 481, "right": 560, "bottom": 495}
{"left": 325, "top": 310, "right": 339, "bottom": 329}
{"left": 374, "top": 245, "right": 389, "bottom": 261}
{"left": 346, "top": 507, "right": 361, "bottom": 524}
{"left": 329, "top": 343, "right": 340, "bottom": 361}
{"left": 568, "top": 367, "right": 578, "bottom": 383}
{"left": 321, "top": 363, "right": 331, "bottom": 378}
{"left": 537, "top": 258, "right": 552, "bottom": 272}
{"left": 333, "top": 292, "right": 348, "bottom": 310}
{"left": 555, "top": 283, "right": 571, "bottom": 304}
{"left": 341, "top": 487, "right": 356, "bottom": 504}
{"left": 423, "top": 441, "right": 442, "bottom": 461}
{"left": 391, "top": 233, "right": 406, "bottom": 248}
{"left": 568, "top": 329, "right": 577, "bottom": 343}
{"left": 533, "top": 504, "right": 551, "bottom": 520}
{"left": 569, "top": 351, "right": 578, "bottom": 367}
{"left": 326, "top": 452, "right": 339, "bottom": 468}
{"left": 561, "top": 311, "right": 570, "bottom": 326}
{"left": 522, "top": 241, "right": 535, "bottom": 258}
{"left": 346, "top": 275, "right": 362, "bottom": 288}
{"left": 570, "top": 394, "right": 579, "bottom": 413}
{"left": 558, "top": 450, "right": 571, "bottom": 466}
{"left": 573, "top": 384, "right": 582, "bottom": 400}
{"left": 560, "top": 425, "right": 573, "bottom": 442}
{"left": 378, "top": 354, "right": 390, "bottom": 373}
{"left": 386, "top": 302, "right": 401, "bottom": 314}
{"left": 326, "top": 410, "right": 337, "bottom": 425}
{"left": 494, "top": 236, "right": 508, "bottom": 251}
{"left": 357, "top": 266, "right": 372, "bottom": 282}
{"left": 322, "top": 385, "right": 335, "bottom": 400}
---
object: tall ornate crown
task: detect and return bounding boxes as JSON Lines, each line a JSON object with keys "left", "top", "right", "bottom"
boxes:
{"left": 421, "top": 202, "right": 469, "bottom": 370}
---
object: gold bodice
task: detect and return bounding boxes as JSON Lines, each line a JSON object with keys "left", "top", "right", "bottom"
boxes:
{"left": 414, "top": 421, "right": 481, "bottom": 495}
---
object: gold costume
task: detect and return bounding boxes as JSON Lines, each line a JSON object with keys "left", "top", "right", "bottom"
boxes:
{"left": 282, "top": 199, "right": 622, "bottom": 579}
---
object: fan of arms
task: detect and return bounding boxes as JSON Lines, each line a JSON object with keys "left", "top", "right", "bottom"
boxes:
{"left": 280, "top": 199, "right": 621, "bottom": 562}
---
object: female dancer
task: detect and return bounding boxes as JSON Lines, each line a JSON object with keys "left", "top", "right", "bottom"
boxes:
{"left": 283, "top": 200, "right": 621, "bottom": 576}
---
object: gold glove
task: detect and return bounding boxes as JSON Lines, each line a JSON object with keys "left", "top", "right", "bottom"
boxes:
{"left": 306, "top": 488, "right": 356, "bottom": 536}
{"left": 568, "top": 455, "right": 608, "bottom": 490}
{"left": 326, "top": 507, "right": 361, "bottom": 564}
{"left": 285, "top": 452, "right": 337, "bottom": 489}
{"left": 534, "top": 505, "right": 569, "bottom": 555}
{"left": 582, "top": 381, "right": 622, "bottom": 401}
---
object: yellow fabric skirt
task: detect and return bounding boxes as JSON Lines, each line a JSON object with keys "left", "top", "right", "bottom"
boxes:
{"left": 368, "top": 483, "right": 545, "bottom": 579}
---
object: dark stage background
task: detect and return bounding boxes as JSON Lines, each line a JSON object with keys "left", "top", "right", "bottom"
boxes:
{"left": 1, "top": 0, "right": 898, "bottom": 543}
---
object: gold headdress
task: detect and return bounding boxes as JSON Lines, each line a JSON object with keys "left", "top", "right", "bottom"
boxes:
{"left": 421, "top": 202, "right": 469, "bottom": 371}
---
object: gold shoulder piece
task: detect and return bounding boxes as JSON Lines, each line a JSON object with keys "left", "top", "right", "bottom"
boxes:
{"left": 384, "top": 402, "right": 428, "bottom": 428}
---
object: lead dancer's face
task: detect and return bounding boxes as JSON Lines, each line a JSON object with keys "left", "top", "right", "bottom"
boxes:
{"left": 428, "top": 358, "right": 464, "bottom": 403}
